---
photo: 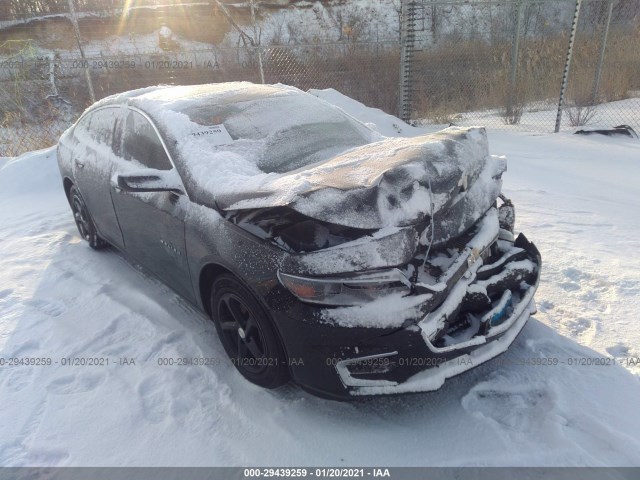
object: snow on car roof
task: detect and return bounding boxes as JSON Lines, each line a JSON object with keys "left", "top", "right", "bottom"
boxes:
{"left": 92, "top": 82, "right": 296, "bottom": 113}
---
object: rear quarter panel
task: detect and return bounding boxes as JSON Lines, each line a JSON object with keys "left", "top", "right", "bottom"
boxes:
{"left": 56, "top": 129, "right": 75, "bottom": 189}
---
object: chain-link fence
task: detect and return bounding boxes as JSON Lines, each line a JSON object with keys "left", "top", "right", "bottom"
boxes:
{"left": 401, "top": 0, "right": 640, "bottom": 130}
{"left": 1, "top": 0, "right": 639, "bottom": 157}
{"left": 564, "top": 0, "right": 640, "bottom": 128}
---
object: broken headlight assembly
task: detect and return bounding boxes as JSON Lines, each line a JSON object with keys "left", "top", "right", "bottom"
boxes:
{"left": 498, "top": 194, "right": 516, "bottom": 233}
{"left": 277, "top": 269, "right": 412, "bottom": 306}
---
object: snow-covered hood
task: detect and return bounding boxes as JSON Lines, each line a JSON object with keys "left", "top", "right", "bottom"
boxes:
{"left": 216, "top": 126, "right": 506, "bottom": 242}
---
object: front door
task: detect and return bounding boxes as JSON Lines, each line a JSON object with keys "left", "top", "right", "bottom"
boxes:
{"left": 110, "top": 108, "right": 194, "bottom": 302}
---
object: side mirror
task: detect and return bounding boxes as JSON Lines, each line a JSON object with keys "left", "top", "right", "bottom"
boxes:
{"left": 116, "top": 172, "right": 183, "bottom": 194}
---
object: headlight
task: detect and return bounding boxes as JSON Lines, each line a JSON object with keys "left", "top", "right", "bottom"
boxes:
{"left": 277, "top": 269, "right": 412, "bottom": 306}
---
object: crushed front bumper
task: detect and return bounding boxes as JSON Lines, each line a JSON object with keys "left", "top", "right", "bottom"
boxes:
{"left": 271, "top": 208, "right": 541, "bottom": 400}
{"left": 338, "top": 249, "right": 539, "bottom": 395}
{"left": 334, "top": 211, "right": 542, "bottom": 396}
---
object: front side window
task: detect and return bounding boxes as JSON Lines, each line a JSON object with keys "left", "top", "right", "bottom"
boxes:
{"left": 122, "top": 110, "right": 172, "bottom": 171}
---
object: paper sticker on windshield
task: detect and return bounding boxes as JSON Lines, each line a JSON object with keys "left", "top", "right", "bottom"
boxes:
{"left": 189, "top": 124, "right": 233, "bottom": 145}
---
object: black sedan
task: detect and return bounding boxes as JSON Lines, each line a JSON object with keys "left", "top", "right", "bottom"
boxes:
{"left": 57, "top": 82, "right": 541, "bottom": 399}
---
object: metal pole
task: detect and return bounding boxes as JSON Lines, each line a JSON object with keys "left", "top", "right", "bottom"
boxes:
{"left": 397, "top": 0, "right": 414, "bottom": 122}
{"left": 398, "top": 0, "right": 408, "bottom": 120}
{"left": 249, "top": 0, "right": 265, "bottom": 84}
{"left": 67, "top": 0, "right": 95, "bottom": 103}
{"left": 48, "top": 55, "right": 59, "bottom": 99}
{"left": 555, "top": 0, "right": 582, "bottom": 133}
{"left": 591, "top": 0, "right": 614, "bottom": 105}
{"left": 508, "top": 0, "right": 524, "bottom": 116}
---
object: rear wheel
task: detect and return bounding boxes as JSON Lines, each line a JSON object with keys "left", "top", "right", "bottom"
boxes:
{"left": 210, "top": 274, "right": 289, "bottom": 388}
{"left": 69, "top": 185, "right": 108, "bottom": 250}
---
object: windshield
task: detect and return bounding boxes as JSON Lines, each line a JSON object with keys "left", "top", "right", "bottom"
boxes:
{"left": 179, "top": 94, "right": 372, "bottom": 174}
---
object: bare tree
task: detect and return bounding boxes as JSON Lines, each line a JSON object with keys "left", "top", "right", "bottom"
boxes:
{"left": 212, "top": 0, "right": 264, "bottom": 82}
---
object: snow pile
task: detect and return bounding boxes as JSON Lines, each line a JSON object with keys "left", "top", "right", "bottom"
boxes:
{"left": 309, "top": 88, "right": 430, "bottom": 137}
{"left": 158, "top": 26, "right": 172, "bottom": 39}
{"left": 0, "top": 147, "right": 59, "bottom": 196}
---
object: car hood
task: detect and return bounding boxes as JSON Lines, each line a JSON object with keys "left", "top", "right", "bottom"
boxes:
{"left": 215, "top": 126, "right": 506, "bottom": 243}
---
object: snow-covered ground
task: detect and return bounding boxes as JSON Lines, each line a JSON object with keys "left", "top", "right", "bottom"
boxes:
{"left": 446, "top": 97, "right": 640, "bottom": 134}
{"left": 1, "top": 91, "right": 640, "bottom": 467}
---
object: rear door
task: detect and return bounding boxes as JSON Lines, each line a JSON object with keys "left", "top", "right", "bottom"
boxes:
{"left": 72, "top": 107, "right": 125, "bottom": 249}
{"left": 110, "top": 108, "right": 194, "bottom": 302}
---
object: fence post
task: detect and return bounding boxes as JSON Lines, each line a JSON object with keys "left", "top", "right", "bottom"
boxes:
{"left": 47, "top": 54, "right": 59, "bottom": 99}
{"left": 591, "top": 0, "right": 614, "bottom": 105}
{"left": 555, "top": 0, "right": 582, "bottom": 133}
{"left": 249, "top": 0, "right": 265, "bottom": 84}
{"left": 67, "top": 0, "right": 95, "bottom": 104}
{"left": 398, "top": 0, "right": 408, "bottom": 120}
{"left": 397, "top": 0, "right": 414, "bottom": 122}
{"left": 508, "top": 0, "right": 524, "bottom": 116}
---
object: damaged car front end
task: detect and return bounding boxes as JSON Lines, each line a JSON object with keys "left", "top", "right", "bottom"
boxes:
{"left": 221, "top": 126, "right": 541, "bottom": 399}
{"left": 57, "top": 83, "right": 540, "bottom": 400}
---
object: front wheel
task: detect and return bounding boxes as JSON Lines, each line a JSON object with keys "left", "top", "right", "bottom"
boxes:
{"left": 69, "top": 185, "right": 108, "bottom": 250}
{"left": 210, "top": 274, "right": 289, "bottom": 388}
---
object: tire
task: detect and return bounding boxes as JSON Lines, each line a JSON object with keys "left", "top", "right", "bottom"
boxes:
{"left": 69, "top": 185, "right": 108, "bottom": 250}
{"left": 210, "top": 274, "right": 289, "bottom": 388}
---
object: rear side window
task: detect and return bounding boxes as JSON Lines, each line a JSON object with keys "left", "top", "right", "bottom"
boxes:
{"left": 90, "top": 109, "right": 118, "bottom": 146}
{"left": 74, "top": 107, "right": 119, "bottom": 153}
{"left": 75, "top": 113, "right": 92, "bottom": 133}
{"left": 122, "top": 111, "right": 172, "bottom": 171}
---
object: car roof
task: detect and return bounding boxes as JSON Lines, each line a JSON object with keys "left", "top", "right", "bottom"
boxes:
{"left": 90, "top": 82, "right": 299, "bottom": 115}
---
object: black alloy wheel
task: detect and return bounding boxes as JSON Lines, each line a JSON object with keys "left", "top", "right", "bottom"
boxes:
{"left": 210, "top": 274, "right": 289, "bottom": 388}
{"left": 69, "top": 185, "right": 108, "bottom": 250}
